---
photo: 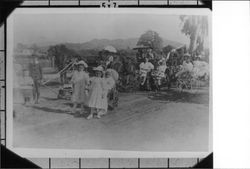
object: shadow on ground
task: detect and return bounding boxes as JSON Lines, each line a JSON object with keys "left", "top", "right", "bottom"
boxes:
{"left": 30, "top": 104, "right": 95, "bottom": 118}
{"left": 42, "top": 97, "right": 59, "bottom": 101}
{"left": 148, "top": 89, "right": 209, "bottom": 105}
{"left": 30, "top": 106, "right": 68, "bottom": 114}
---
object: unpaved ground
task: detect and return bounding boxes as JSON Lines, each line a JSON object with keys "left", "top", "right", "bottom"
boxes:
{"left": 13, "top": 87, "right": 210, "bottom": 152}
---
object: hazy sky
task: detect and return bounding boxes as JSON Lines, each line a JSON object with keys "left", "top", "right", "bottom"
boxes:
{"left": 14, "top": 13, "right": 190, "bottom": 46}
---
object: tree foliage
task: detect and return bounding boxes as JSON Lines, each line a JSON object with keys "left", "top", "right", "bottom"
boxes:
{"left": 180, "top": 15, "right": 208, "bottom": 53}
{"left": 47, "top": 44, "right": 77, "bottom": 71}
{"left": 162, "top": 45, "right": 175, "bottom": 56}
{"left": 137, "top": 30, "right": 163, "bottom": 52}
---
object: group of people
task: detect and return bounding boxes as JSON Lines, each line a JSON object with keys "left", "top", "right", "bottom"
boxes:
{"left": 70, "top": 61, "right": 116, "bottom": 119}
{"left": 175, "top": 54, "right": 209, "bottom": 80}
{"left": 13, "top": 57, "right": 43, "bottom": 106}
{"left": 137, "top": 50, "right": 209, "bottom": 91}
{"left": 139, "top": 56, "right": 167, "bottom": 90}
{"left": 14, "top": 56, "right": 117, "bottom": 120}
{"left": 14, "top": 50, "right": 208, "bottom": 119}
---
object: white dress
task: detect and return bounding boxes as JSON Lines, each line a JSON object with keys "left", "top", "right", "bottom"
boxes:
{"left": 156, "top": 65, "right": 167, "bottom": 78}
{"left": 87, "top": 77, "right": 108, "bottom": 111}
{"left": 71, "top": 71, "right": 89, "bottom": 104}
{"left": 139, "top": 62, "right": 154, "bottom": 77}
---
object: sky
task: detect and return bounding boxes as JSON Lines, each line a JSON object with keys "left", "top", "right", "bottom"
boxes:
{"left": 14, "top": 13, "right": 191, "bottom": 47}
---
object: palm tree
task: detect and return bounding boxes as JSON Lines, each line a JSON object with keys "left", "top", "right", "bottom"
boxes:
{"left": 180, "top": 15, "right": 208, "bottom": 54}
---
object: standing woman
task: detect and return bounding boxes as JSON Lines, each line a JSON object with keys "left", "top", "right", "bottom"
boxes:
{"left": 70, "top": 60, "right": 89, "bottom": 115}
{"left": 86, "top": 66, "right": 108, "bottom": 119}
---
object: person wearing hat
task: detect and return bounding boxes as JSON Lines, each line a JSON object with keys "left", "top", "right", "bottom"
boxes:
{"left": 175, "top": 53, "right": 193, "bottom": 77}
{"left": 86, "top": 66, "right": 108, "bottom": 119}
{"left": 70, "top": 60, "right": 89, "bottom": 115}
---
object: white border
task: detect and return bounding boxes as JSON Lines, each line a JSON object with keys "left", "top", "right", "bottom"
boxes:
{"left": 213, "top": 1, "right": 250, "bottom": 168}
{"left": 7, "top": 8, "right": 212, "bottom": 158}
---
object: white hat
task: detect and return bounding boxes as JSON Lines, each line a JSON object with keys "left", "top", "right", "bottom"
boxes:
{"left": 77, "top": 60, "right": 88, "bottom": 67}
{"left": 93, "top": 66, "right": 104, "bottom": 72}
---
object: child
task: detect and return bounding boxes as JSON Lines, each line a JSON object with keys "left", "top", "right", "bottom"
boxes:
{"left": 105, "top": 70, "right": 115, "bottom": 91}
{"left": 86, "top": 66, "right": 108, "bottom": 119}
{"left": 19, "top": 69, "right": 33, "bottom": 105}
{"left": 175, "top": 54, "right": 193, "bottom": 78}
{"left": 156, "top": 60, "right": 167, "bottom": 86}
{"left": 70, "top": 60, "right": 89, "bottom": 115}
{"left": 139, "top": 57, "right": 154, "bottom": 85}
{"left": 104, "top": 70, "right": 116, "bottom": 110}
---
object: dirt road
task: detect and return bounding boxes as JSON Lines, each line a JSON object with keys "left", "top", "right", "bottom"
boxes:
{"left": 13, "top": 87, "right": 210, "bottom": 152}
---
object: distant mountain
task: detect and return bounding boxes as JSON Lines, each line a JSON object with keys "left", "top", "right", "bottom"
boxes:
{"left": 162, "top": 39, "right": 184, "bottom": 48}
{"left": 63, "top": 38, "right": 183, "bottom": 51}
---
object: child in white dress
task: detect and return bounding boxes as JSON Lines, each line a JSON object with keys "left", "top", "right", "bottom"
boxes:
{"left": 70, "top": 61, "right": 89, "bottom": 115}
{"left": 86, "top": 66, "right": 108, "bottom": 119}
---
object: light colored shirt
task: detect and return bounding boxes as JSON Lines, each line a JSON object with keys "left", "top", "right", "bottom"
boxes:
{"left": 182, "top": 61, "right": 193, "bottom": 72}
{"left": 139, "top": 62, "right": 154, "bottom": 72}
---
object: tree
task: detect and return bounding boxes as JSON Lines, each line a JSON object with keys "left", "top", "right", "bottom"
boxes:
{"left": 180, "top": 15, "right": 208, "bottom": 54}
{"left": 47, "top": 44, "right": 77, "bottom": 70}
{"left": 47, "top": 44, "right": 77, "bottom": 83}
{"left": 137, "top": 30, "right": 163, "bottom": 52}
{"left": 30, "top": 43, "right": 39, "bottom": 54}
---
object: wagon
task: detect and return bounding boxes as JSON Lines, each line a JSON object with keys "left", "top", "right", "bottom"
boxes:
{"left": 57, "top": 83, "right": 73, "bottom": 100}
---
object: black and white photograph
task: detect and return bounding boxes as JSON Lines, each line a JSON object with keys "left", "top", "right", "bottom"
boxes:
{"left": 7, "top": 8, "right": 212, "bottom": 157}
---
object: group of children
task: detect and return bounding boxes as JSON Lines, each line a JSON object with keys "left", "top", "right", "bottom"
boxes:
{"left": 70, "top": 61, "right": 115, "bottom": 120}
